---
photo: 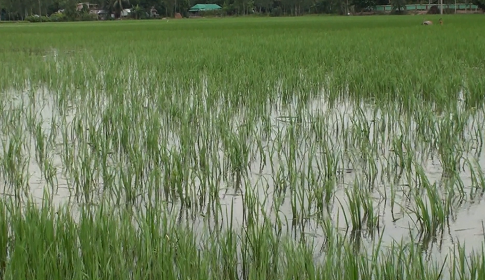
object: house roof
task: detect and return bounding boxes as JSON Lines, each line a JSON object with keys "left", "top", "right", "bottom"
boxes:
{"left": 188, "top": 4, "right": 222, "bottom": 12}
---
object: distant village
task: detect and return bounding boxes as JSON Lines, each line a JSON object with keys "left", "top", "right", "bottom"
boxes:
{"left": 70, "top": 2, "right": 161, "bottom": 20}
{"left": 61, "top": 2, "right": 224, "bottom": 20}
{"left": 0, "top": 0, "right": 481, "bottom": 22}
{"left": 60, "top": 1, "right": 482, "bottom": 20}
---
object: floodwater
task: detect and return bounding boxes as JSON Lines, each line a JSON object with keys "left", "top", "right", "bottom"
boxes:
{"left": 1, "top": 82, "right": 485, "bottom": 269}
{"left": 215, "top": 92, "right": 485, "bottom": 263}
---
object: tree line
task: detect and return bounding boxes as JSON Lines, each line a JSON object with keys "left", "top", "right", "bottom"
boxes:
{"left": 0, "top": 0, "right": 483, "bottom": 21}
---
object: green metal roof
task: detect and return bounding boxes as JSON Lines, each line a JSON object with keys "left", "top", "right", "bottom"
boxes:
{"left": 189, "top": 4, "right": 222, "bottom": 12}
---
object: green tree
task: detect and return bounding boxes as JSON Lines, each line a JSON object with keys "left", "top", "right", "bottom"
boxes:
{"left": 472, "top": 0, "right": 485, "bottom": 10}
{"left": 352, "top": 0, "right": 375, "bottom": 11}
{"left": 391, "top": 0, "right": 406, "bottom": 13}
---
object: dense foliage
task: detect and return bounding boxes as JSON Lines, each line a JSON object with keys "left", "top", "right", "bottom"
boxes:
{"left": 474, "top": 0, "right": 485, "bottom": 10}
{"left": 0, "top": 0, "right": 481, "bottom": 20}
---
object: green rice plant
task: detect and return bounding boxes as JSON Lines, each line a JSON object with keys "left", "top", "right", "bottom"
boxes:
{"left": 467, "top": 158, "right": 485, "bottom": 195}
{"left": 449, "top": 242, "right": 484, "bottom": 280}
{"left": 0, "top": 193, "right": 480, "bottom": 279}
{"left": 0, "top": 15, "right": 484, "bottom": 280}
{"left": 0, "top": 199, "right": 7, "bottom": 278}
{"left": 33, "top": 122, "right": 46, "bottom": 169}
{"left": 0, "top": 127, "right": 30, "bottom": 201}
{"left": 339, "top": 180, "right": 378, "bottom": 234}
{"left": 242, "top": 183, "right": 259, "bottom": 229}
{"left": 435, "top": 113, "right": 468, "bottom": 177}
{"left": 225, "top": 130, "right": 250, "bottom": 189}
{"left": 410, "top": 164, "right": 448, "bottom": 240}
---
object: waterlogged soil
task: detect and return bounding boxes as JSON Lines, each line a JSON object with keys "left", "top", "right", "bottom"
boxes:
{"left": 1, "top": 86, "right": 485, "bottom": 264}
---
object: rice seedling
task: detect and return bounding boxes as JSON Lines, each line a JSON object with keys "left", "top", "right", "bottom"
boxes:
{"left": 0, "top": 15, "right": 484, "bottom": 279}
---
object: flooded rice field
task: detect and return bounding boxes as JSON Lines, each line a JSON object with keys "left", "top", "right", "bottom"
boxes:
{"left": 2, "top": 16, "right": 485, "bottom": 279}
{"left": 2, "top": 81, "right": 485, "bottom": 265}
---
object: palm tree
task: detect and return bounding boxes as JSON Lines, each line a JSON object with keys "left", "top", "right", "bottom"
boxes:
{"left": 104, "top": 0, "right": 129, "bottom": 18}
{"left": 113, "top": 0, "right": 123, "bottom": 18}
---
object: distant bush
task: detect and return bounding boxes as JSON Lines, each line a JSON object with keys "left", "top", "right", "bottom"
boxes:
{"left": 131, "top": 5, "right": 148, "bottom": 19}
{"left": 199, "top": 10, "right": 224, "bottom": 17}
{"left": 443, "top": 8, "right": 455, "bottom": 14}
{"left": 428, "top": 6, "right": 455, "bottom": 14}
{"left": 25, "top": 11, "right": 96, "bottom": 22}
{"left": 25, "top": 15, "right": 51, "bottom": 22}
{"left": 49, "top": 13, "right": 67, "bottom": 22}
{"left": 79, "top": 13, "right": 97, "bottom": 21}
{"left": 25, "top": 16, "right": 38, "bottom": 22}
{"left": 391, "top": 9, "right": 407, "bottom": 14}
{"left": 270, "top": 7, "right": 283, "bottom": 16}
{"left": 427, "top": 5, "right": 440, "bottom": 14}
